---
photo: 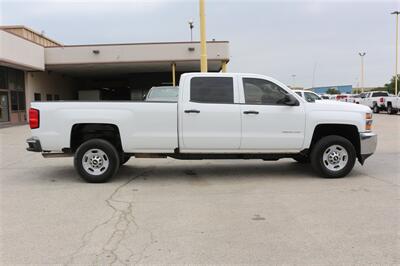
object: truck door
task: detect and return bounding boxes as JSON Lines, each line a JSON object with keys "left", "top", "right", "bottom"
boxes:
{"left": 179, "top": 76, "right": 241, "bottom": 152}
{"left": 239, "top": 77, "right": 306, "bottom": 151}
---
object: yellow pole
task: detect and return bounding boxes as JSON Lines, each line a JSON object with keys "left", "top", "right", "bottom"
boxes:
{"left": 172, "top": 63, "right": 176, "bottom": 86}
{"left": 199, "top": 0, "right": 208, "bottom": 72}
{"left": 221, "top": 61, "right": 227, "bottom": 73}
{"left": 395, "top": 13, "right": 398, "bottom": 96}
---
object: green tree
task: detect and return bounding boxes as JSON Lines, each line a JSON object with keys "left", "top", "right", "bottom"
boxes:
{"left": 326, "top": 87, "right": 340, "bottom": 95}
{"left": 383, "top": 74, "right": 400, "bottom": 94}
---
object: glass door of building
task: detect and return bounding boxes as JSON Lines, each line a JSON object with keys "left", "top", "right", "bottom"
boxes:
{"left": 0, "top": 91, "right": 9, "bottom": 122}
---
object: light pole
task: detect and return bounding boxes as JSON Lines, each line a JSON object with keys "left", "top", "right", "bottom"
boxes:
{"left": 358, "top": 52, "right": 366, "bottom": 93}
{"left": 199, "top": 0, "right": 208, "bottom": 72}
{"left": 188, "top": 19, "right": 194, "bottom": 42}
{"left": 391, "top": 11, "right": 399, "bottom": 95}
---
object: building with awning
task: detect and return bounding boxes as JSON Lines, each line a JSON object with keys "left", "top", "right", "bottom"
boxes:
{"left": 0, "top": 25, "right": 230, "bottom": 125}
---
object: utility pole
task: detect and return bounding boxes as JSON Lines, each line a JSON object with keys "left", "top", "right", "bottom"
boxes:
{"left": 359, "top": 52, "right": 366, "bottom": 93}
{"left": 391, "top": 11, "right": 399, "bottom": 95}
{"left": 199, "top": 0, "right": 208, "bottom": 72}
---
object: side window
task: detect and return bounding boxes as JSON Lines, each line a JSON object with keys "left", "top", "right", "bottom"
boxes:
{"left": 372, "top": 92, "right": 388, "bottom": 97}
{"left": 243, "top": 78, "right": 288, "bottom": 105}
{"left": 190, "top": 77, "right": 234, "bottom": 104}
{"left": 295, "top": 91, "right": 302, "bottom": 97}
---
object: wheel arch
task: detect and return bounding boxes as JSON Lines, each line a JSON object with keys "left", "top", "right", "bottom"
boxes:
{"left": 70, "top": 123, "right": 123, "bottom": 153}
{"left": 309, "top": 124, "right": 360, "bottom": 159}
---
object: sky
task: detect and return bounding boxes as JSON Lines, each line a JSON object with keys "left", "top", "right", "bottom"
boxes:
{"left": 0, "top": 0, "right": 399, "bottom": 88}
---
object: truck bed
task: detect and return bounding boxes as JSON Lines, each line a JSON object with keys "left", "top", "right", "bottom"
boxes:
{"left": 30, "top": 101, "right": 179, "bottom": 152}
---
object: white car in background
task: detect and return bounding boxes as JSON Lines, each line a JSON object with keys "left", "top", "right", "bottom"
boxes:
{"left": 293, "top": 90, "right": 322, "bottom": 102}
{"left": 383, "top": 92, "right": 400, "bottom": 114}
{"left": 359, "top": 91, "right": 390, "bottom": 113}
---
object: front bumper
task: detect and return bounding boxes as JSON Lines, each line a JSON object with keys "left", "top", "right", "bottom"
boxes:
{"left": 26, "top": 137, "right": 42, "bottom": 152}
{"left": 358, "top": 132, "right": 377, "bottom": 164}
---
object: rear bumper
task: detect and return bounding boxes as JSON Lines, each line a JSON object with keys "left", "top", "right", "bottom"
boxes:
{"left": 26, "top": 137, "right": 42, "bottom": 152}
{"left": 358, "top": 132, "right": 377, "bottom": 164}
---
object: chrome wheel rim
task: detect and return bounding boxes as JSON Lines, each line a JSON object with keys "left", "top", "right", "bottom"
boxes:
{"left": 82, "top": 149, "right": 109, "bottom": 175}
{"left": 322, "top": 145, "right": 348, "bottom": 172}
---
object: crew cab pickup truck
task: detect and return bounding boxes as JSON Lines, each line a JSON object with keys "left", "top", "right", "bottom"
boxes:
{"left": 359, "top": 91, "right": 390, "bottom": 113}
{"left": 383, "top": 92, "right": 400, "bottom": 114}
{"left": 26, "top": 73, "right": 377, "bottom": 183}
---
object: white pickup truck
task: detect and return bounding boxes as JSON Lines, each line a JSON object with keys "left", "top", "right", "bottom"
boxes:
{"left": 383, "top": 92, "right": 400, "bottom": 114}
{"left": 359, "top": 91, "right": 390, "bottom": 113}
{"left": 26, "top": 73, "right": 377, "bottom": 183}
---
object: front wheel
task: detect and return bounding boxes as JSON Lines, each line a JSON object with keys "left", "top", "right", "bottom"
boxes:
{"left": 387, "top": 104, "right": 397, "bottom": 115}
{"left": 373, "top": 104, "right": 379, "bottom": 113}
{"left": 74, "top": 139, "right": 120, "bottom": 183}
{"left": 310, "top": 135, "right": 356, "bottom": 178}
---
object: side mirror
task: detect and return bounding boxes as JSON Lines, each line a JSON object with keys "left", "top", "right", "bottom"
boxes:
{"left": 283, "top": 94, "right": 299, "bottom": 106}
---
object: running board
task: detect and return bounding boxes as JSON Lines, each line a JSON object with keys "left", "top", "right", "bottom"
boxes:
{"left": 42, "top": 152, "right": 73, "bottom": 158}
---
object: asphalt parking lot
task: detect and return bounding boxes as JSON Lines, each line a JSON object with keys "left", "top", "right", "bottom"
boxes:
{"left": 0, "top": 114, "right": 399, "bottom": 264}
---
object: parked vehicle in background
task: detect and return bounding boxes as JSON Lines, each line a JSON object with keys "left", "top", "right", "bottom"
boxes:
{"left": 320, "top": 95, "right": 330, "bottom": 100}
{"left": 383, "top": 92, "right": 400, "bottom": 114}
{"left": 293, "top": 90, "right": 322, "bottom": 102}
{"left": 349, "top": 94, "right": 362, "bottom": 104}
{"left": 145, "top": 86, "right": 179, "bottom": 102}
{"left": 359, "top": 91, "right": 390, "bottom": 113}
{"left": 26, "top": 73, "right": 377, "bottom": 183}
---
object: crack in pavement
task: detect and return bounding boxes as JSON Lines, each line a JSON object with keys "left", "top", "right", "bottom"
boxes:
{"left": 65, "top": 169, "right": 156, "bottom": 265}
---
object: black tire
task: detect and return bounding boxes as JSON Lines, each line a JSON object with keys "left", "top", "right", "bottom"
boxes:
{"left": 387, "top": 104, "right": 397, "bottom": 115}
{"left": 310, "top": 135, "right": 356, "bottom": 178}
{"left": 120, "top": 154, "right": 131, "bottom": 166}
{"left": 292, "top": 154, "right": 310, "bottom": 164}
{"left": 373, "top": 104, "right": 379, "bottom": 113}
{"left": 74, "top": 139, "right": 120, "bottom": 183}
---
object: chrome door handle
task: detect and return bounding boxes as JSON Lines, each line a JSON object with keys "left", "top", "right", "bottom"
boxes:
{"left": 243, "top": 110, "right": 259, "bottom": 114}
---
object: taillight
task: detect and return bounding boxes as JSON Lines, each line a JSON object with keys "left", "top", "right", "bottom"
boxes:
{"left": 380, "top": 97, "right": 384, "bottom": 103}
{"left": 29, "top": 108, "right": 39, "bottom": 129}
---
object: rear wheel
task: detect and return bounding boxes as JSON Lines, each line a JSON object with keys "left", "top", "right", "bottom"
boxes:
{"left": 310, "top": 135, "right": 356, "bottom": 178}
{"left": 74, "top": 139, "right": 120, "bottom": 183}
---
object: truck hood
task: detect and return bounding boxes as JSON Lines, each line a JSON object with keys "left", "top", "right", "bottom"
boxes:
{"left": 309, "top": 100, "right": 371, "bottom": 113}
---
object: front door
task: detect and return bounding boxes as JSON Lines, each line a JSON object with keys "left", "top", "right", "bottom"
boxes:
{"left": 180, "top": 76, "right": 241, "bottom": 152}
{"left": 239, "top": 77, "right": 306, "bottom": 151}
{"left": 0, "top": 91, "right": 9, "bottom": 122}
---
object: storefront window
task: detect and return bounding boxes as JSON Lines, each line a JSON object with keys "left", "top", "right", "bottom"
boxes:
{"left": 10, "top": 91, "right": 25, "bottom": 111}
{"left": 7, "top": 69, "right": 17, "bottom": 90}
{"left": 0, "top": 67, "right": 6, "bottom": 90}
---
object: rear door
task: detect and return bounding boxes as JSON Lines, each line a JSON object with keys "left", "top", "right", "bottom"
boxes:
{"left": 179, "top": 75, "right": 241, "bottom": 152}
{"left": 239, "top": 76, "right": 306, "bottom": 151}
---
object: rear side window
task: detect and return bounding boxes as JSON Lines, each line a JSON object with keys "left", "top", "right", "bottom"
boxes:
{"left": 372, "top": 92, "right": 388, "bottom": 97}
{"left": 190, "top": 77, "right": 234, "bottom": 104}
